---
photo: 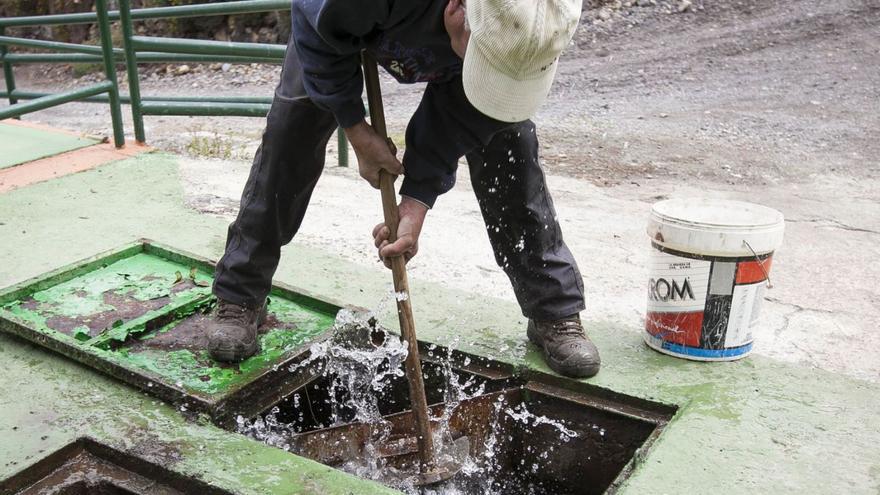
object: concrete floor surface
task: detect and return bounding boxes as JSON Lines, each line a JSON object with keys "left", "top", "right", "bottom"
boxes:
{"left": 0, "top": 152, "right": 878, "bottom": 494}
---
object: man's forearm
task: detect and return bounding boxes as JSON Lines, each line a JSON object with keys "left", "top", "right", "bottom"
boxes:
{"left": 343, "top": 119, "right": 371, "bottom": 146}
{"left": 400, "top": 77, "right": 513, "bottom": 208}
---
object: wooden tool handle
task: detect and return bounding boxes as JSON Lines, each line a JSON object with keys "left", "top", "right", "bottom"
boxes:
{"left": 362, "top": 53, "right": 403, "bottom": 248}
{"left": 379, "top": 172, "right": 400, "bottom": 242}
{"left": 362, "top": 51, "right": 435, "bottom": 470}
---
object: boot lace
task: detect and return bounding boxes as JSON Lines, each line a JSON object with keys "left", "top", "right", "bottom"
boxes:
{"left": 217, "top": 301, "right": 250, "bottom": 325}
{"left": 551, "top": 318, "right": 584, "bottom": 337}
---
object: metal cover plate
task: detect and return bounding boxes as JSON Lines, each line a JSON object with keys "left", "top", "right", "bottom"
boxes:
{"left": 0, "top": 240, "right": 342, "bottom": 425}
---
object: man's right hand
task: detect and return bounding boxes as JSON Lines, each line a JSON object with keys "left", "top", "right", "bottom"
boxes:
{"left": 344, "top": 120, "right": 403, "bottom": 188}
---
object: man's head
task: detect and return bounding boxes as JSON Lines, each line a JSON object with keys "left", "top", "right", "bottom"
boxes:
{"left": 444, "top": 0, "right": 582, "bottom": 123}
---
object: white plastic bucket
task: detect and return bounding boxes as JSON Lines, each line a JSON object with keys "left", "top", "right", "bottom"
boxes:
{"left": 644, "top": 198, "right": 784, "bottom": 361}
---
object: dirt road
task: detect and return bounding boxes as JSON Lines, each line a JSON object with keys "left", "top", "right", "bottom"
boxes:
{"left": 5, "top": 0, "right": 880, "bottom": 382}
{"left": 13, "top": 0, "right": 879, "bottom": 183}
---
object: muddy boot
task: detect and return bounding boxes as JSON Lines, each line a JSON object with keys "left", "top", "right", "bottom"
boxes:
{"left": 207, "top": 299, "right": 267, "bottom": 363}
{"left": 527, "top": 315, "right": 600, "bottom": 378}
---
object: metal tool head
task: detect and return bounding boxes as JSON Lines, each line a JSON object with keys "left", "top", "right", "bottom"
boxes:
{"left": 379, "top": 435, "right": 471, "bottom": 487}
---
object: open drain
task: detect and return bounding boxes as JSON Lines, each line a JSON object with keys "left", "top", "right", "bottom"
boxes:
{"left": 0, "top": 438, "right": 232, "bottom": 495}
{"left": 236, "top": 332, "right": 676, "bottom": 495}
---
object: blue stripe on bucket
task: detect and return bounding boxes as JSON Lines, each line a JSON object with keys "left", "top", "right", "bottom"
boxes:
{"left": 661, "top": 341, "right": 753, "bottom": 359}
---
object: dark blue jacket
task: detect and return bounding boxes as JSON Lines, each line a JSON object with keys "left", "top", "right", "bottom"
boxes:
{"left": 291, "top": 0, "right": 511, "bottom": 207}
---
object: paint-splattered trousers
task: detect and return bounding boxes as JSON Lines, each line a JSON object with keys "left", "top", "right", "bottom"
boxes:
{"left": 212, "top": 42, "right": 585, "bottom": 322}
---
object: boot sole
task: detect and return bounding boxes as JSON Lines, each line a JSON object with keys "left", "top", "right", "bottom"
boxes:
{"left": 210, "top": 341, "right": 260, "bottom": 363}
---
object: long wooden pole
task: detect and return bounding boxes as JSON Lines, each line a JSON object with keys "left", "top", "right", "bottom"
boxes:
{"left": 362, "top": 51, "right": 435, "bottom": 471}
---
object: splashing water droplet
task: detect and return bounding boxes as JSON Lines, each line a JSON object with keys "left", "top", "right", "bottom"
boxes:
{"left": 236, "top": 295, "right": 580, "bottom": 494}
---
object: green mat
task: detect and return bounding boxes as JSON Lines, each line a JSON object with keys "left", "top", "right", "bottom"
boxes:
{"left": 0, "top": 122, "right": 97, "bottom": 170}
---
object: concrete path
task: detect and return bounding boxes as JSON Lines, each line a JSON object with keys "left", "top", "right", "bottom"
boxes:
{"left": 179, "top": 153, "right": 880, "bottom": 384}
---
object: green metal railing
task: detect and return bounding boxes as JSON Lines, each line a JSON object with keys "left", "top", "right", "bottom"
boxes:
{"left": 0, "top": 0, "right": 125, "bottom": 147}
{"left": 0, "top": 0, "right": 348, "bottom": 166}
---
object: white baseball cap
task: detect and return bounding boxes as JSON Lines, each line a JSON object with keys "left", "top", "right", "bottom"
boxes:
{"left": 463, "top": 0, "right": 581, "bottom": 123}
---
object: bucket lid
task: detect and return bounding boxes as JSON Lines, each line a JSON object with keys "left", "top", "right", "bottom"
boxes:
{"left": 648, "top": 198, "right": 785, "bottom": 257}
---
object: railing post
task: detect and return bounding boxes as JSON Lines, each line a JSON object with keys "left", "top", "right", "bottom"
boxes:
{"left": 337, "top": 127, "right": 348, "bottom": 167}
{"left": 95, "top": 0, "right": 126, "bottom": 148}
{"left": 118, "top": 0, "right": 145, "bottom": 143}
{"left": 0, "top": 26, "right": 20, "bottom": 107}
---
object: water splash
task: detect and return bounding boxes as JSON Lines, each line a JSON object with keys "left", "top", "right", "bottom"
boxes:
{"left": 504, "top": 403, "right": 578, "bottom": 440}
{"left": 237, "top": 296, "right": 581, "bottom": 495}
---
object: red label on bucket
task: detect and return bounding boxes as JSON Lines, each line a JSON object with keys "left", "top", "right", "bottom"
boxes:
{"left": 644, "top": 247, "right": 772, "bottom": 361}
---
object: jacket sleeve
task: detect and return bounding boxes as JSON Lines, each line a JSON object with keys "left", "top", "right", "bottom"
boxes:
{"left": 400, "top": 75, "right": 514, "bottom": 208}
{"left": 291, "top": 0, "right": 391, "bottom": 128}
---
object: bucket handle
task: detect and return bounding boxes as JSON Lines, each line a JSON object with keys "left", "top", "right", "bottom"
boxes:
{"left": 742, "top": 240, "right": 773, "bottom": 289}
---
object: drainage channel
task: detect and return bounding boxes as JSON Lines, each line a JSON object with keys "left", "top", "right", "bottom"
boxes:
{"left": 0, "top": 438, "right": 232, "bottom": 495}
{"left": 0, "top": 241, "right": 677, "bottom": 495}
{"left": 235, "top": 334, "right": 675, "bottom": 495}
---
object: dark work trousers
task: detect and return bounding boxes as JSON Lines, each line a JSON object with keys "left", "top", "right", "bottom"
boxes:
{"left": 465, "top": 124, "right": 585, "bottom": 320}
{"left": 213, "top": 43, "right": 586, "bottom": 321}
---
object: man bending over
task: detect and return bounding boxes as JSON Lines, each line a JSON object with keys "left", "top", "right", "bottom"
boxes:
{"left": 208, "top": 0, "right": 601, "bottom": 378}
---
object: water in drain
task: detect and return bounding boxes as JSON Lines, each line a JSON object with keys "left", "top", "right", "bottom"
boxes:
{"left": 236, "top": 309, "right": 660, "bottom": 495}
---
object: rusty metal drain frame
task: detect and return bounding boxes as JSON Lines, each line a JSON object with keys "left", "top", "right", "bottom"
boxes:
{"left": 245, "top": 339, "right": 678, "bottom": 495}
{"left": 0, "top": 437, "right": 233, "bottom": 495}
{"left": 523, "top": 379, "right": 676, "bottom": 495}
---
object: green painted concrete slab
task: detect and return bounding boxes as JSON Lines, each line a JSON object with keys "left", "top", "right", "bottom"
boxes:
{"left": 1, "top": 152, "right": 879, "bottom": 494}
{"left": 0, "top": 122, "right": 97, "bottom": 170}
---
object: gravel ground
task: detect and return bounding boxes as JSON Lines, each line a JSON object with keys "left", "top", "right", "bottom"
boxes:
{"left": 4, "top": 0, "right": 879, "bottom": 382}
{"left": 11, "top": 0, "right": 879, "bottom": 184}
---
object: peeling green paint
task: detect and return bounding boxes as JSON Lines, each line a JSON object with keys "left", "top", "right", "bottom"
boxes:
{"left": 116, "top": 296, "right": 334, "bottom": 396}
{"left": 1, "top": 253, "right": 212, "bottom": 338}
{"left": 0, "top": 247, "right": 337, "bottom": 400}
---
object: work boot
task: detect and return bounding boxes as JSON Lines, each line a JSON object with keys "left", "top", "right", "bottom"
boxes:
{"left": 207, "top": 299, "right": 267, "bottom": 363}
{"left": 527, "top": 315, "right": 600, "bottom": 378}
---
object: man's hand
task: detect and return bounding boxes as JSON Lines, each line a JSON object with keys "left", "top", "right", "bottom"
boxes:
{"left": 372, "top": 197, "right": 428, "bottom": 268}
{"left": 444, "top": 0, "right": 469, "bottom": 59}
{"left": 344, "top": 120, "right": 403, "bottom": 188}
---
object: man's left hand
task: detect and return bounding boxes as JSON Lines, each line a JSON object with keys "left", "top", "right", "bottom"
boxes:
{"left": 372, "top": 197, "right": 428, "bottom": 268}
